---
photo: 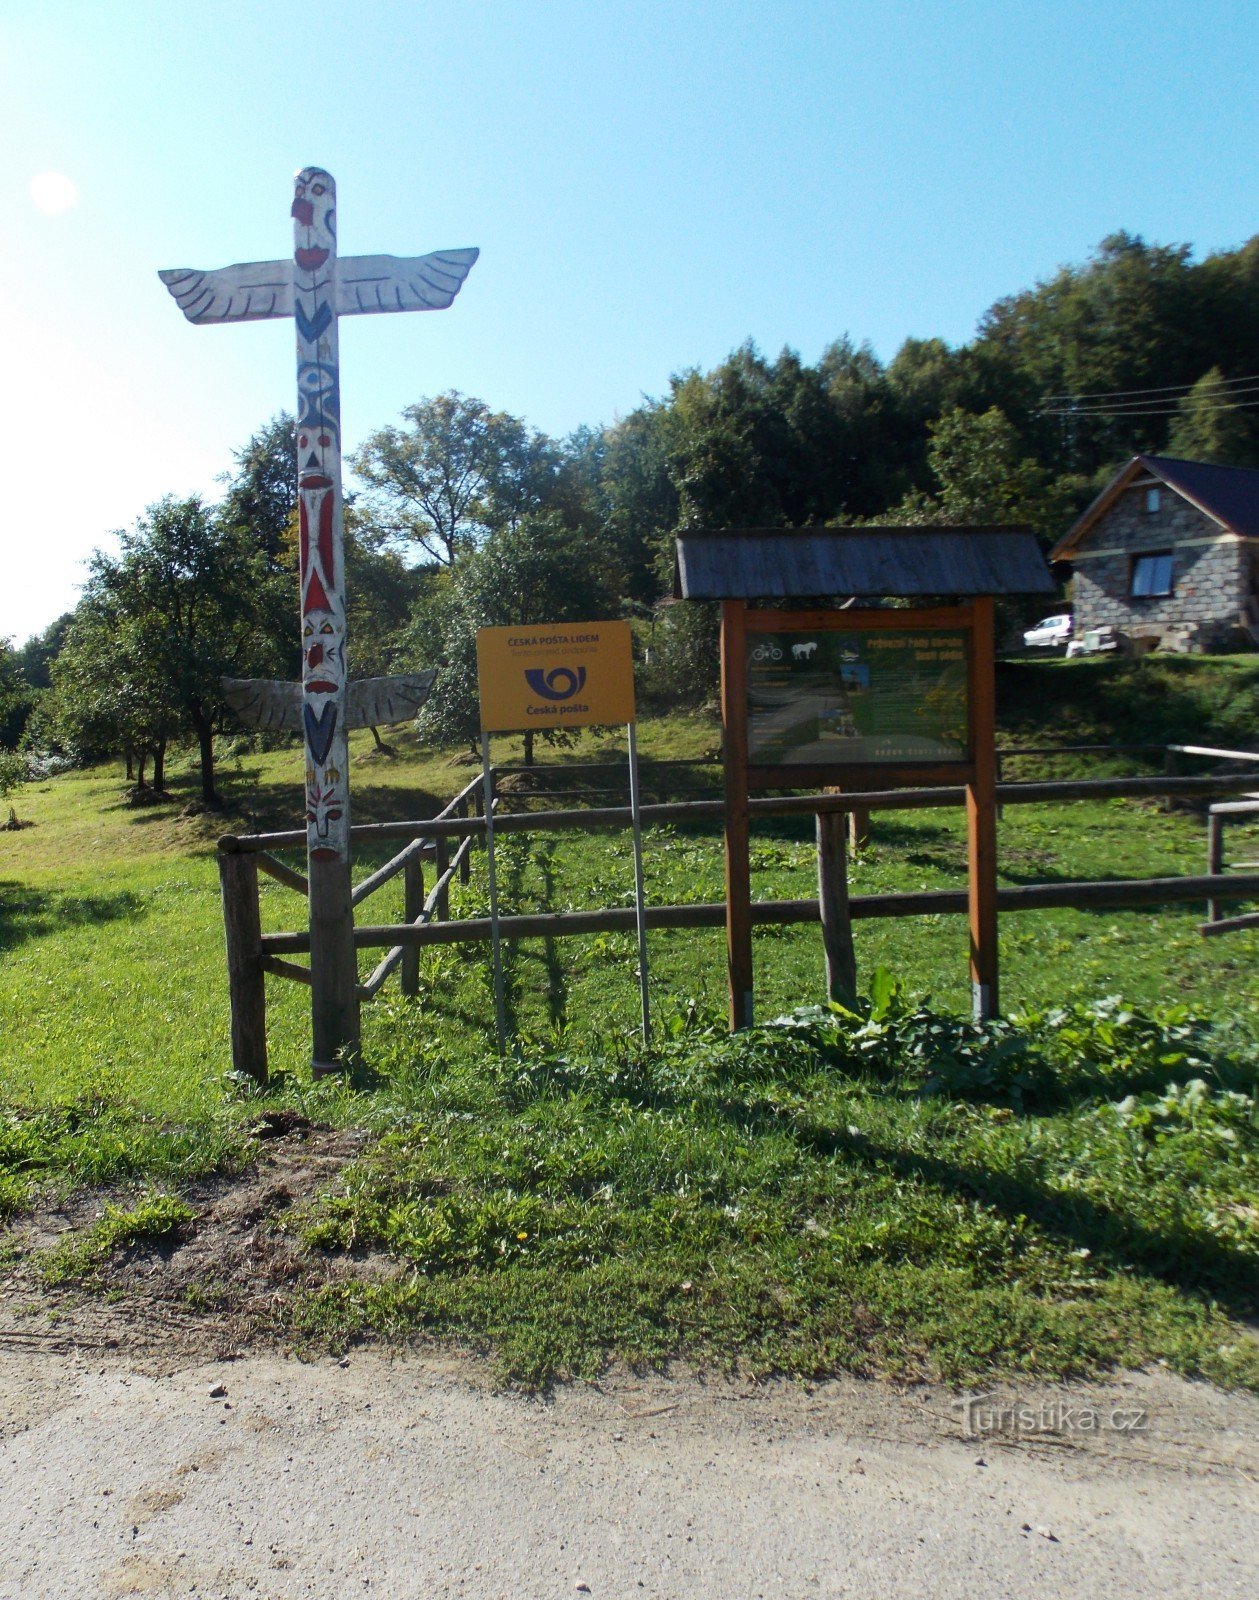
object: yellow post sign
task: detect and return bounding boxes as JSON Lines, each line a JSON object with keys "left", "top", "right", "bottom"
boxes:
{"left": 476, "top": 621, "right": 635, "bottom": 733}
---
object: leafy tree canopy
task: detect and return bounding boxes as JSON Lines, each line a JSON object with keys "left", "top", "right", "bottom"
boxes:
{"left": 354, "top": 391, "right": 570, "bottom": 566}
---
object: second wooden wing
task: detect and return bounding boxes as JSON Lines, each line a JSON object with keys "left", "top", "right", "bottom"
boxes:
{"left": 344, "top": 672, "right": 437, "bottom": 729}
{"left": 337, "top": 250, "right": 479, "bottom": 315}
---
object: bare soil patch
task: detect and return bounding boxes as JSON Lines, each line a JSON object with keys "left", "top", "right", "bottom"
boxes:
{"left": 0, "top": 1116, "right": 386, "bottom": 1365}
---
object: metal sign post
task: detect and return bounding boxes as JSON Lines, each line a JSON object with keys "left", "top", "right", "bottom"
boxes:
{"left": 475, "top": 621, "right": 646, "bottom": 1047}
{"left": 627, "top": 721, "right": 651, "bottom": 1045}
{"left": 481, "top": 732, "right": 507, "bottom": 1054}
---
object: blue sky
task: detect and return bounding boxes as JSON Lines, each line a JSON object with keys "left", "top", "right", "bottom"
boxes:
{"left": 4, "top": 0, "right": 1258, "bottom": 642}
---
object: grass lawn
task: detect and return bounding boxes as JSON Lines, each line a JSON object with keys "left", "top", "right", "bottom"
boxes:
{"left": 2, "top": 657, "right": 1257, "bottom": 1388}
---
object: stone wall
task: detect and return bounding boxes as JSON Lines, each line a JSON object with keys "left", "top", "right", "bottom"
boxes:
{"left": 1071, "top": 484, "right": 1248, "bottom": 646}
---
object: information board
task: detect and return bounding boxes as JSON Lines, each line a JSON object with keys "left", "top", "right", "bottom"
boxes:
{"left": 746, "top": 628, "right": 969, "bottom": 766}
{"left": 476, "top": 620, "right": 635, "bottom": 733}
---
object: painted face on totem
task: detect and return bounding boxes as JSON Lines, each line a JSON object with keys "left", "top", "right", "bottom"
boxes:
{"left": 305, "top": 775, "right": 344, "bottom": 862}
{"left": 291, "top": 167, "right": 336, "bottom": 268}
{"left": 302, "top": 614, "right": 344, "bottom": 697}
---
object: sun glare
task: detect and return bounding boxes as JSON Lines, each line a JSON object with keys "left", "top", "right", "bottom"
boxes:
{"left": 29, "top": 171, "right": 79, "bottom": 215}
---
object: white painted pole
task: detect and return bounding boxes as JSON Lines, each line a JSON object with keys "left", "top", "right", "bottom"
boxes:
{"left": 482, "top": 732, "right": 506, "bottom": 1054}
{"left": 627, "top": 722, "right": 651, "bottom": 1045}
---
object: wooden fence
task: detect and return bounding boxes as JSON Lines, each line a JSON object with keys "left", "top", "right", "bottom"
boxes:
{"left": 1187, "top": 744, "right": 1259, "bottom": 937}
{"left": 218, "top": 747, "right": 1259, "bottom": 1081}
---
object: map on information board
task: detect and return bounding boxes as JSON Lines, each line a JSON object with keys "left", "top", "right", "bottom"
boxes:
{"left": 746, "top": 629, "right": 969, "bottom": 766}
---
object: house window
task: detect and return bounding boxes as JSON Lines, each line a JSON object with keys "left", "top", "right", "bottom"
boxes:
{"left": 1145, "top": 487, "right": 1161, "bottom": 514}
{"left": 1131, "top": 551, "right": 1174, "bottom": 597}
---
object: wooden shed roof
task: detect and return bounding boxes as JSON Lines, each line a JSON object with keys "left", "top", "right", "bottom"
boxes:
{"left": 673, "top": 526, "right": 1054, "bottom": 600}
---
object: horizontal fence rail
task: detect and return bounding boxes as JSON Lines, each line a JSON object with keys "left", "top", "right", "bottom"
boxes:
{"left": 219, "top": 770, "right": 1259, "bottom": 856}
{"left": 1167, "top": 744, "right": 1259, "bottom": 763}
{"left": 257, "top": 872, "right": 1259, "bottom": 957}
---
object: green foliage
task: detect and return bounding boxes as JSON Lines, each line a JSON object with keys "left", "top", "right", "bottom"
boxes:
{"left": 44, "top": 496, "right": 288, "bottom": 799}
{"left": 38, "top": 1192, "right": 196, "bottom": 1285}
{"left": 668, "top": 342, "right": 857, "bottom": 529}
{"left": 0, "top": 638, "right": 38, "bottom": 751}
{"left": 570, "top": 406, "right": 680, "bottom": 603}
{"left": 343, "top": 512, "right": 424, "bottom": 681}
{"left": 410, "top": 512, "right": 623, "bottom": 755}
{"left": 926, "top": 406, "right": 1058, "bottom": 530}
{"left": 1167, "top": 367, "right": 1259, "bottom": 465}
{"left": 639, "top": 601, "right": 720, "bottom": 710}
{"left": 354, "top": 391, "right": 572, "bottom": 565}
{"left": 0, "top": 1098, "right": 251, "bottom": 1219}
{"left": 288, "top": 993, "right": 1257, "bottom": 1389}
{"left": 997, "top": 654, "right": 1259, "bottom": 753}
{"left": 0, "top": 748, "right": 26, "bottom": 804}
{"left": 218, "top": 411, "right": 300, "bottom": 571}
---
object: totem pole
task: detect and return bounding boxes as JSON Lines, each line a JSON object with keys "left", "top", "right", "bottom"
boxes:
{"left": 160, "top": 167, "right": 478, "bottom": 1068}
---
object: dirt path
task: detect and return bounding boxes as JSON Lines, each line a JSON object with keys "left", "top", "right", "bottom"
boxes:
{"left": 1, "top": 1343, "right": 1255, "bottom": 1600}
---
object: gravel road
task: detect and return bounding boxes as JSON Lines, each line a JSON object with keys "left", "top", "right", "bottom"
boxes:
{"left": 1, "top": 1347, "right": 1255, "bottom": 1599}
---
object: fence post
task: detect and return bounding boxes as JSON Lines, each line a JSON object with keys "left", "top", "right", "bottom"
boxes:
{"left": 847, "top": 804, "right": 870, "bottom": 851}
{"left": 967, "top": 597, "right": 999, "bottom": 1021}
{"left": 721, "top": 599, "right": 754, "bottom": 1030}
{"left": 817, "top": 805, "right": 857, "bottom": 1006}
{"left": 1207, "top": 809, "right": 1225, "bottom": 924}
{"left": 459, "top": 796, "right": 472, "bottom": 884}
{"left": 218, "top": 844, "right": 268, "bottom": 1085}
{"left": 434, "top": 835, "right": 451, "bottom": 920}
{"left": 1163, "top": 746, "right": 1178, "bottom": 812}
{"left": 401, "top": 851, "right": 424, "bottom": 996}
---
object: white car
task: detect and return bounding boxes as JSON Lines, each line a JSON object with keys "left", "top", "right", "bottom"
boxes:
{"left": 1023, "top": 613, "right": 1073, "bottom": 649}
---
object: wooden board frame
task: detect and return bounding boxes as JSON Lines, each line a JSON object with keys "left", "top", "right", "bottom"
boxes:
{"left": 720, "top": 599, "right": 999, "bottom": 1029}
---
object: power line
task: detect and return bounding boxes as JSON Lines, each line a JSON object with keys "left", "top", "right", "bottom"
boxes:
{"left": 1039, "top": 386, "right": 1259, "bottom": 420}
{"left": 1040, "top": 403, "right": 1259, "bottom": 425}
{"left": 1060, "top": 381, "right": 1259, "bottom": 413}
{"left": 1041, "top": 371, "right": 1259, "bottom": 406}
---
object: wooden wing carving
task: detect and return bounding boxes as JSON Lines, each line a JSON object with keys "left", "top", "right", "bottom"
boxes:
{"left": 344, "top": 671, "right": 437, "bottom": 728}
{"left": 222, "top": 671, "right": 436, "bottom": 732}
{"left": 336, "top": 250, "right": 479, "bottom": 314}
{"left": 158, "top": 262, "right": 295, "bottom": 324}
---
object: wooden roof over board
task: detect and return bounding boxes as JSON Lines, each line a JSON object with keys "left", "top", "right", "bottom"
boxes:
{"left": 673, "top": 526, "right": 1055, "bottom": 600}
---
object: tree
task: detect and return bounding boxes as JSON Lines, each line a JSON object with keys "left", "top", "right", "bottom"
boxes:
{"left": 44, "top": 599, "right": 178, "bottom": 786}
{"left": 354, "top": 392, "right": 566, "bottom": 565}
{"left": 566, "top": 406, "right": 680, "bottom": 603}
{"left": 13, "top": 614, "right": 73, "bottom": 693}
{"left": 1166, "top": 367, "right": 1259, "bottom": 465}
{"left": 411, "top": 512, "right": 621, "bottom": 764}
{"left": 0, "top": 639, "right": 36, "bottom": 750}
{"left": 0, "top": 747, "right": 26, "bottom": 821}
{"left": 218, "top": 412, "right": 299, "bottom": 571}
{"left": 667, "top": 342, "right": 854, "bottom": 531}
{"left": 66, "top": 497, "right": 286, "bottom": 802}
{"left": 342, "top": 507, "right": 424, "bottom": 752}
{"left": 925, "top": 406, "right": 1053, "bottom": 527}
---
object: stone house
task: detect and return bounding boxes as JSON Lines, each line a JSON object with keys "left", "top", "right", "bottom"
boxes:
{"left": 1051, "top": 455, "right": 1259, "bottom": 651}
